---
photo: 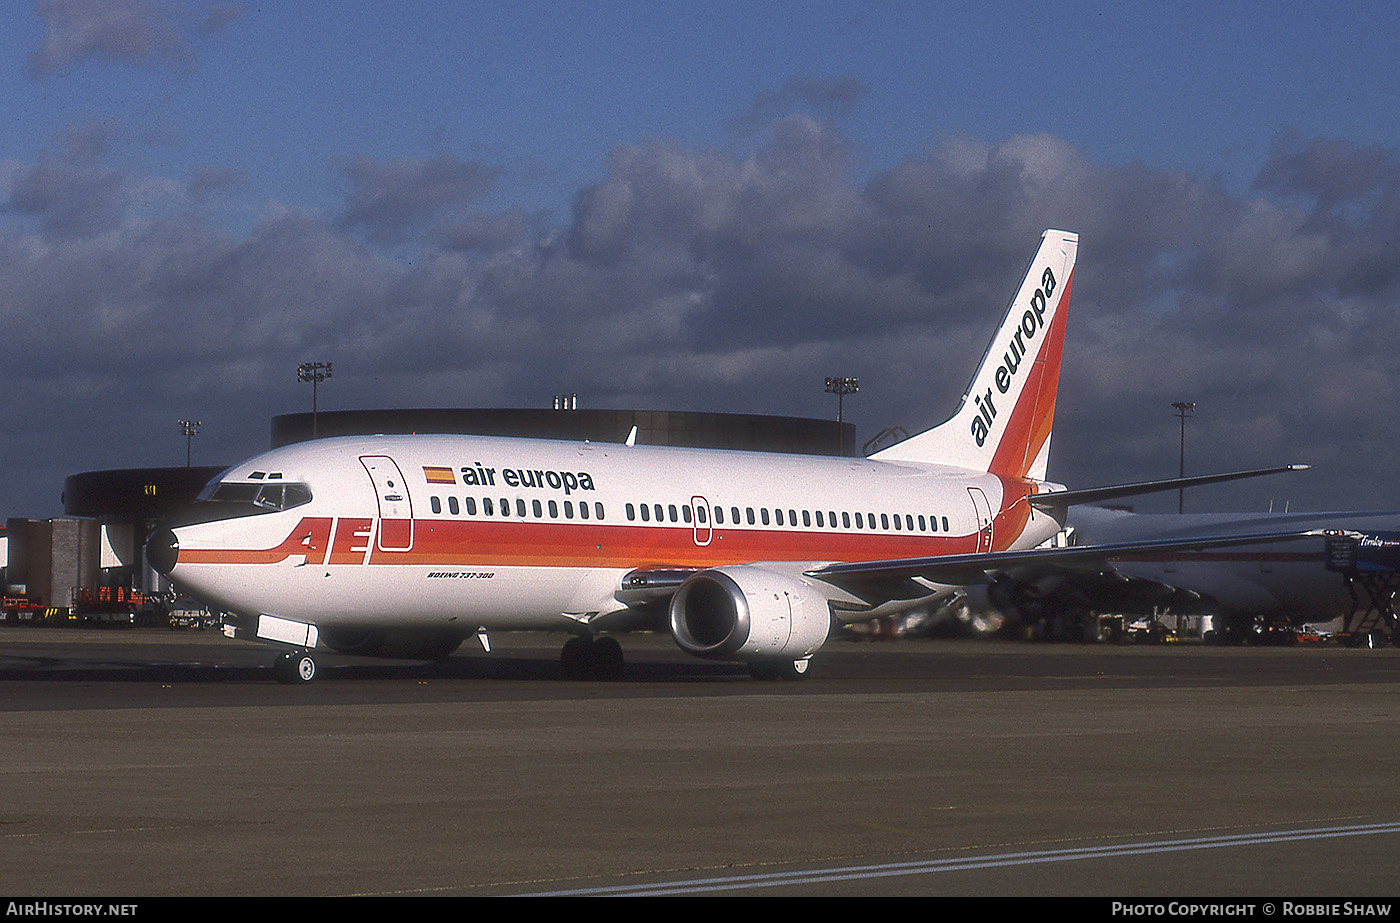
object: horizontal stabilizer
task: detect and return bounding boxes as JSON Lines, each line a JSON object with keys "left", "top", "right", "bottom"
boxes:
{"left": 1027, "top": 465, "right": 1309, "bottom": 511}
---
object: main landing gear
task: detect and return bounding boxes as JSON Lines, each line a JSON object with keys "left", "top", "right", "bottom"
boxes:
{"left": 559, "top": 635, "right": 625, "bottom": 680}
{"left": 274, "top": 649, "right": 318, "bottom": 684}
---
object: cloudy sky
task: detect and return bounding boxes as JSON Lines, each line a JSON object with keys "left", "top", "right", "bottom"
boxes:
{"left": 3, "top": 0, "right": 1400, "bottom": 518}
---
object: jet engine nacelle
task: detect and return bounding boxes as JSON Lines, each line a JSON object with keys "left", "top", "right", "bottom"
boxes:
{"left": 668, "top": 566, "right": 832, "bottom": 662}
{"left": 319, "top": 628, "right": 464, "bottom": 661}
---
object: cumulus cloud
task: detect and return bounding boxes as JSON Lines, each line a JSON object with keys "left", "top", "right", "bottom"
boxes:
{"left": 730, "top": 75, "right": 869, "bottom": 134}
{"left": 3, "top": 109, "right": 1400, "bottom": 516}
{"left": 337, "top": 155, "right": 501, "bottom": 244}
{"left": 28, "top": 0, "right": 241, "bottom": 76}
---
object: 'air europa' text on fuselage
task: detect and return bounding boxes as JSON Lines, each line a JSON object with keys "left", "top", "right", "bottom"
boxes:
{"left": 458, "top": 463, "right": 597, "bottom": 495}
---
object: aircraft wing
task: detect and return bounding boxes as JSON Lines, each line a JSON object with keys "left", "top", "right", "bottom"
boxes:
{"left": 804, "top": 529, "right": 1324, "bottom": 587}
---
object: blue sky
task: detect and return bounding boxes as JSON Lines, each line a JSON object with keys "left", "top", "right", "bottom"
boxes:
{"left": 12, "top": 2, "right": 1398, "bottom": 207}
{"left": 4, "top": 0, "right": 1400, "bottom": 517}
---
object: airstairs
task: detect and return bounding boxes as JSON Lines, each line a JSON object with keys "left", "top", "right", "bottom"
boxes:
{"left": 1324, "top": 532, "right": 1400, "bottom": 646}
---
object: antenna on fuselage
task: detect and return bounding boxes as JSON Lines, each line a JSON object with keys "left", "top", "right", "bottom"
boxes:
{"left": 625, "top": 425, "right": 638, "bottom": 447}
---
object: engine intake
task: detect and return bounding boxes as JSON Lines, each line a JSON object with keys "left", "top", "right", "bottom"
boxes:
{"left": 669, "top": 566, "right": 831, "bottom": 662}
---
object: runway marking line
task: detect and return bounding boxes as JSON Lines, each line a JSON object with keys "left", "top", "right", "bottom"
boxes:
{"left": 514, "top": 819, "right": 1400, "bottom": 896}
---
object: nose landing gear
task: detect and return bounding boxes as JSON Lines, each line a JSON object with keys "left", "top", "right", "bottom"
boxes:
{"left": 274, "top": 649, "right": 318, "bottom": 684}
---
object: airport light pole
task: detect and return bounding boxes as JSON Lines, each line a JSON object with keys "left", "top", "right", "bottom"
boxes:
{"left": 298, "top": 361, "right": 333, "bottom": 438}
{"left": 177, "top": 419, "right": 201, "bottom": 467}
{"left": 1171, "top": 400, "right": 1195, "bottom": 514}
{"left": 825, "top": 376, "right": 859, "bottom": 456}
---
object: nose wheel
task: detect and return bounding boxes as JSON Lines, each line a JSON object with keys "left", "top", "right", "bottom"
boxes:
{"left": 274, "top": 649, "right": 318, "bottom": 684}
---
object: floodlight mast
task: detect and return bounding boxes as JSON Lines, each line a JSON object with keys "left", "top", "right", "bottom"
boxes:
{"left": 824, "top": 376, "right": 859, "bottom": 456}
{"left": 177, "top": 419, "right": 201, "bottom": 467}
{"left": 1171, "top": 400, "right": 1195, "bottom": 514}
{"left": 298, "top": 362, "right": 333, "bottom": 438}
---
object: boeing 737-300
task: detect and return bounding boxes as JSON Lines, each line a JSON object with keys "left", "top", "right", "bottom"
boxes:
{"left": 146, "top": 230, "right": 1314, "bottom": 682}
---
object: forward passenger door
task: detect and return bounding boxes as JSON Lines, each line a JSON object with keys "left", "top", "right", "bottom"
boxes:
{"left": 361, "top": 455, "right": 414, "bottom": 552}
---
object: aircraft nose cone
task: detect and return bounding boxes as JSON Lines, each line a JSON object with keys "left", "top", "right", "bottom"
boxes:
{"left": 146, "top": 528, "right": 180, "bottom": 576}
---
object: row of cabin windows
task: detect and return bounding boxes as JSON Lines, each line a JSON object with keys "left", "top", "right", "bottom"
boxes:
{"left": 429, "top": 495, "right": 607, "bottom": 521}
{"left": 625, "top": 502, "right": 952, "bottom": 534}
{"left": 427, "top": 494, "right": 954, "bottom": 534}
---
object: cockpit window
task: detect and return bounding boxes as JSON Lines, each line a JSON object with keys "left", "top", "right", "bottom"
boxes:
{"left": 201, "top": 481, "right": 313, "bottom": 511}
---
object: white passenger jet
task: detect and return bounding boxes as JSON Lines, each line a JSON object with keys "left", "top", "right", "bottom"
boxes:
{"left": 970, "top": 506, "right": 1400, "bottom": 644}
{"left": 147, "top": 230, "right": 1309, "bottom": 682}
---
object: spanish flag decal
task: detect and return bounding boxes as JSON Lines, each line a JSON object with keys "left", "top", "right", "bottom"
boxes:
{"left": 423, "top": 466, "right": 456, "bottom": 484}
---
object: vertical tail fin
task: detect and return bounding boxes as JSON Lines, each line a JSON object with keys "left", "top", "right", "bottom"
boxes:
{"left": 871, "top": 229, "right": 1078, "bottom": 481}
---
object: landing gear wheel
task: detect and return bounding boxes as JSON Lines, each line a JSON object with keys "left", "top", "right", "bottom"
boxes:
{"left": 782, "top": 658, "right": 812, "bottom": 680}
{"left": 275, "top": 650, "right": 318, "bottom": 684}
{"left": 560, "top": 636, "right": 591, "bottom": 679}
{"left": 559, "top": 635, "right": 625, "bottom": 680}
{"left": 591, "top": 636, "right": 625, "bottom": 680}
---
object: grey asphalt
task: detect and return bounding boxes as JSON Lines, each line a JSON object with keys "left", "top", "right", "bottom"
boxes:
{"left": 1, "top": 628, "right": 1398, "bottom": 898}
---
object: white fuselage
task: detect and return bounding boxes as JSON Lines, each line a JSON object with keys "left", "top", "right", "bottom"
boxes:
{"left": 162, "top": 433, "right": 1063, "bottom": 633}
